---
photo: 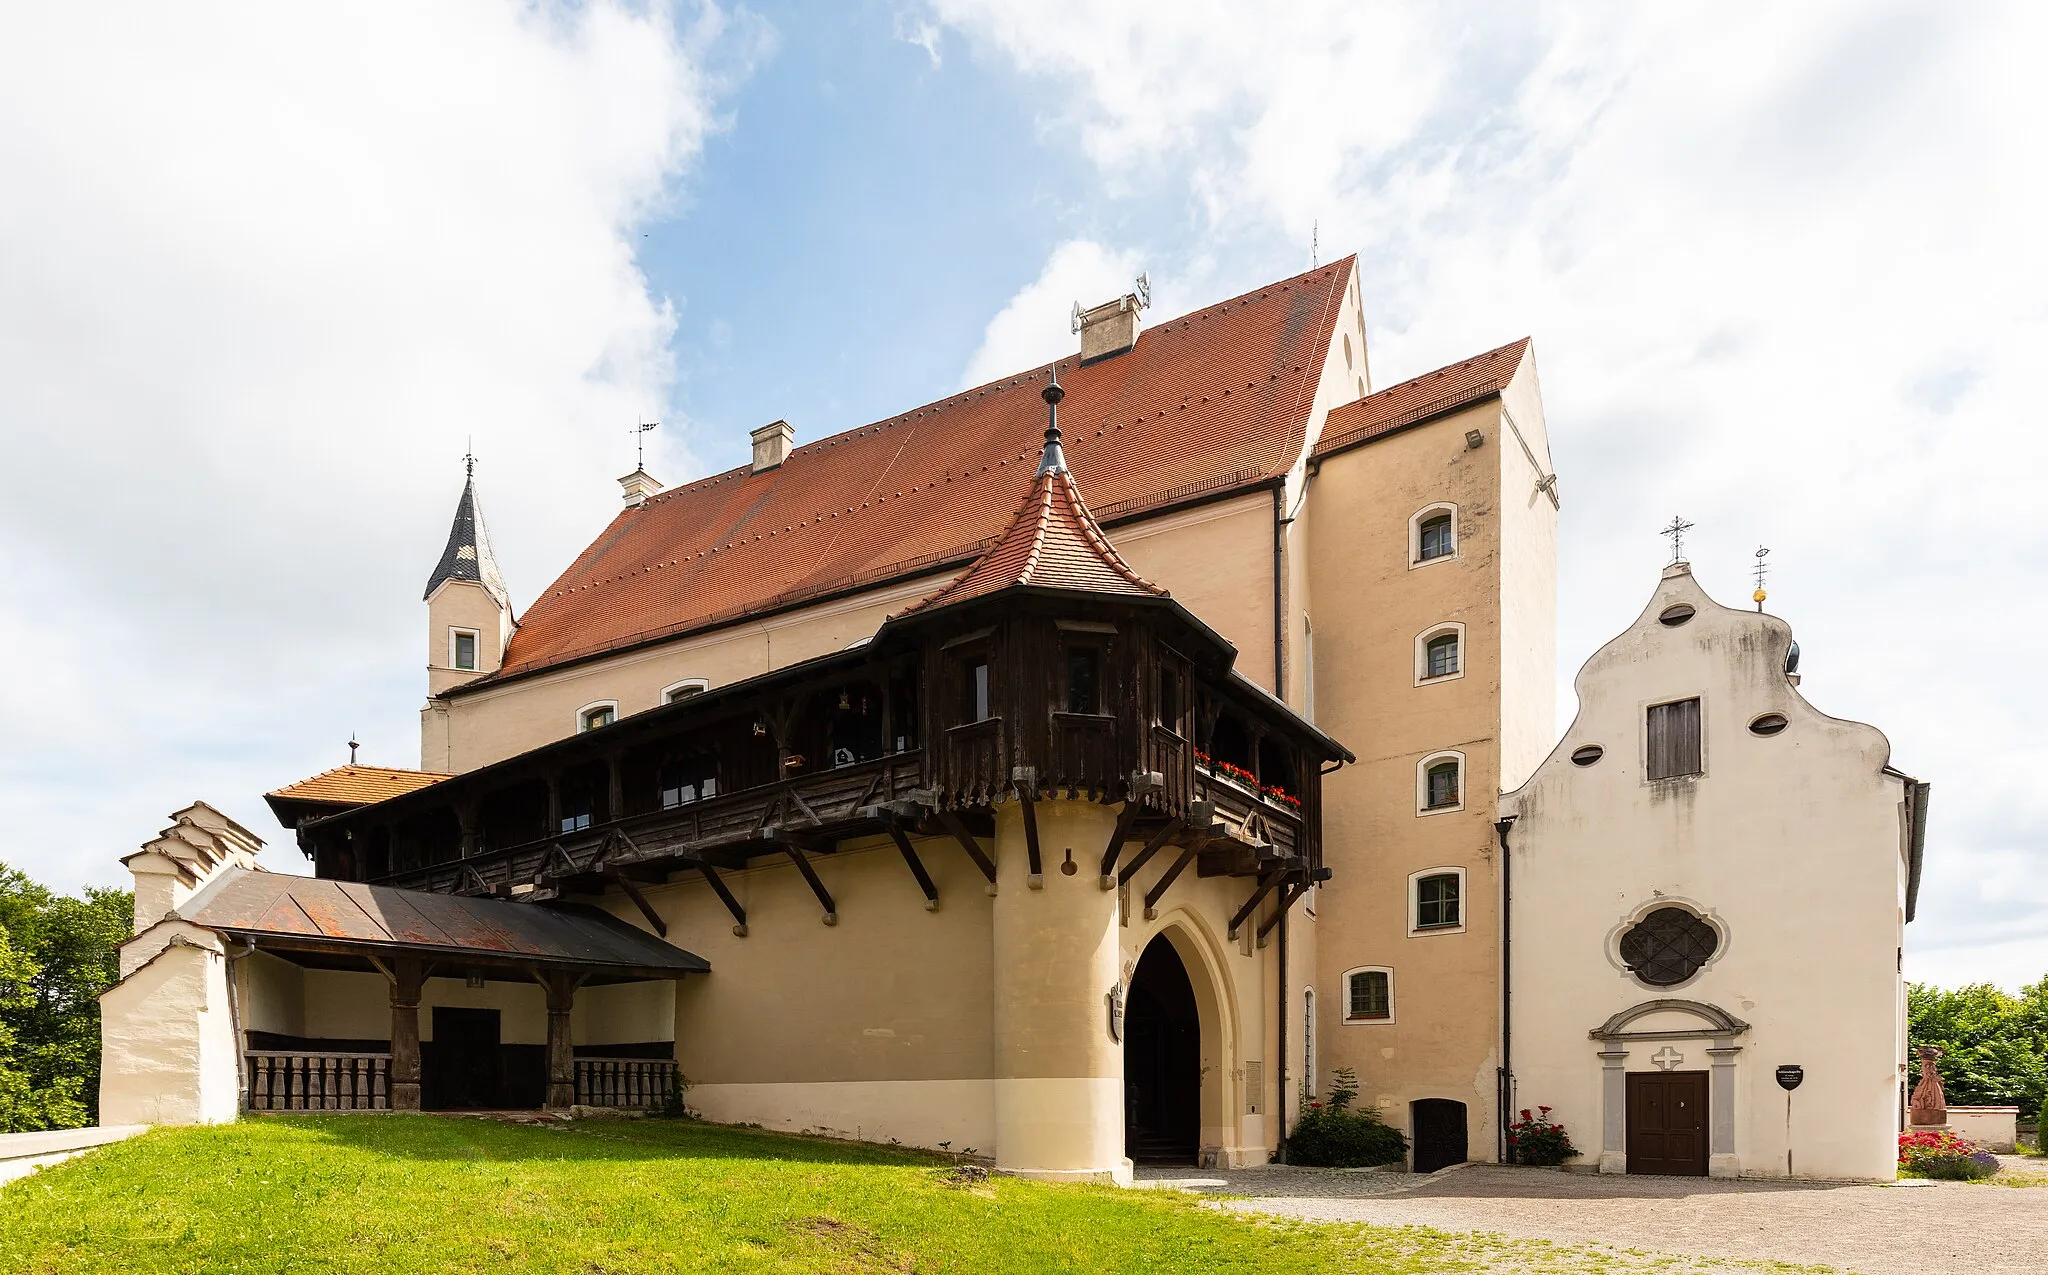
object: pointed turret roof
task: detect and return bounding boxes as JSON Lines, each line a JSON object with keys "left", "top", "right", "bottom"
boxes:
{"left": 901, "top": 370, "right": 1165, "bottom": 616}
{"left": 424, "top": 461, "right": 510, "bottom": 609}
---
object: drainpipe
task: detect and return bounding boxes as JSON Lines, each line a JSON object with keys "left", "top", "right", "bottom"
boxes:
{"left": 1276, "top": 892, "right": 1288, "bottom": 1162}
{"left": 1494, "top": 816, "right": 1517, "bottom": 1163}
{"left": 225, "top": 936, "right": 258, "bottom": 1116}
{"left": 1271, "top": 485, "right": 1287, "bottom": 696}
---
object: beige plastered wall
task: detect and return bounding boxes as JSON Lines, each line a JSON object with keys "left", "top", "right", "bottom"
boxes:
{"left": 575, "top": 802, "right": 1287, "bottom": 1170}
{"left": 1503, "top": 565, "right": 1907, "bottom": 1181}
{"left": 1303, "top": 397, "right": 1518, "bottom": 1162}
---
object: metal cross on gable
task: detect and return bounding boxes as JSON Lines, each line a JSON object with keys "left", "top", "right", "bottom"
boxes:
{"left": 1660, "top": 515, "right": 1694, "bottom": 564}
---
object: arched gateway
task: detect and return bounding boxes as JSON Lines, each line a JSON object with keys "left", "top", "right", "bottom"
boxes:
{"left": 1125, "top": 934, "right": 1200, "bottom": 1162}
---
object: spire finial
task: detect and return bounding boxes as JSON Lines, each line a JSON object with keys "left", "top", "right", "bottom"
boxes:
{"left": 348, "top": 733, "right": 360, "bottom": 765}
{"left": 1752, "top": 545, "right": 1770, "bottom": 611}
{"left": 464, "top": 438, "right": 475, "bottom": 481}
{"left": 1038, "top": 364, "right": 1067, "bottom": 476}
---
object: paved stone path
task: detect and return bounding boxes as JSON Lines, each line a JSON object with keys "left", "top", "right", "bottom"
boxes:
{"left": 1137, "top": 1163, "right": 2047, "bottom": 1275}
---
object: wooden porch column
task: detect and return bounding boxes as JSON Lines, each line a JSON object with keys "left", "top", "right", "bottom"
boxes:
{"left": 543, "top": 971, "right": 580, "bottom": 1110}
{"left": 390, "top": 958, "right": 424, "bottom": 1112}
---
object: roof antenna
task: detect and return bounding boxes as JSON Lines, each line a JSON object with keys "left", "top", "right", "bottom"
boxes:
{"left": 1752, "top": 545, "right": 1771, "bottom": 611}
{"left": 633, "top": 418, "right": 659, "bottom": 471}
{"left": 348, "top": 733, "right": 360, "bottom": 765}
{"left": 1038, "top": 365, "right": 1067, "bottom": 476}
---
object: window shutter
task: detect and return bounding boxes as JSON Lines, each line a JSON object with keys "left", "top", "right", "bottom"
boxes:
{"left": 1647, "top": 698, "right": 1702, "bottom": 779}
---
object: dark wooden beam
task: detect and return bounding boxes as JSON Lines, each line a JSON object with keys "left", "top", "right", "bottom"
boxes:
{"left": 1097, "top": 800, "right": 1144, "bottom": 887}
{"left": 1256, "top": 881, "right": 1308, "bottom": 941}
{"left": 1227, "top": 868, "right": 1286, "bottom": 939}
{"left": 888, "top": 826, "right": 940, "bottom": 910}
{"left": 691, "top": 860, "right": 747, "bottom": 936}
{"left": 935, "top": 810, "right": 998, "bottom": 885}
{"left": 1117, "top": 820, "right": 1183, "bottom": 888}
{"left": 784, "top": 844, "right": 838, "bottom": 925}
{"left": 1013, "top": 771, "right": 1042, "bottom": 885}
{"left": 606, "top": 871, "right": 668, "bottom": 938}
{"left": 1142, "top": 844, "right": 1202, "bottom": 918}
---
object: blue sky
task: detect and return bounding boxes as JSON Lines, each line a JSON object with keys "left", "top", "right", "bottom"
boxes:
{"left": 1, "top": 1, "right": 2043, "bottom": 991}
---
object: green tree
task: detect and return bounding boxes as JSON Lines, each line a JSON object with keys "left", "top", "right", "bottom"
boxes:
{"left": 0, "top": 865, "right": 132, "bottom": 1130}
{"left": 1907, "top": 979, "right": 2048, "bottom": 1120}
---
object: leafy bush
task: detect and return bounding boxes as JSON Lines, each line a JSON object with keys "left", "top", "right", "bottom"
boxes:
{"left": 1908, "top": 978, "right": 2048, "bottom": 1120}
{"left": 1506, "top": 1106, "right": 1580, "bottom": 1166}
{"left": 1915, "top": 1150, "right": 2001, "bottom": 1181}
{"left": 0, "top": 866, "right": 132, "bottom": 1131}
{"left": 1287, "top": 1069, "right": 1408, "bottom": 1168}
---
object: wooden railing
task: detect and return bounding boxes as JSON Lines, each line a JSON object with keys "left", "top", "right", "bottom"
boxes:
{"left": 574, "top": 1057, "right": 677, "bottom": 1109}
{"left": 246, "top": 1050, "right": 391, "bottom": 1111}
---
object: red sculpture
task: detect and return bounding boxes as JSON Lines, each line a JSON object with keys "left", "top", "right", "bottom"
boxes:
{"left": 1908, "top": 1045, "right": 1947, "bottom": 1126}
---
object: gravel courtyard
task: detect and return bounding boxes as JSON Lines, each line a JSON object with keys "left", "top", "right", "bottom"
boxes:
{"left": 1140, "top": 1162, "right": 2046, "bottom": 1275}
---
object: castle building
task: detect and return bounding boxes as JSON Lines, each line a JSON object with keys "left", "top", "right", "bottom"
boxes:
{"left": 94, "top": 254, "right": 1916, "bottom": 1180}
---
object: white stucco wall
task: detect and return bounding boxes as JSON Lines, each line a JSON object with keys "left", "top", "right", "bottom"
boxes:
{"left": 100, "top": 928, "right": 242, "bottom": 1127}
{"left": 1503, "top": 563, "right": 1911, "bottom": 1181}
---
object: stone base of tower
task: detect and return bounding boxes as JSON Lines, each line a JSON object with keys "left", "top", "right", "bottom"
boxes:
{"left": 993, "top": 1076, "right": 1134, "bottom": 1184}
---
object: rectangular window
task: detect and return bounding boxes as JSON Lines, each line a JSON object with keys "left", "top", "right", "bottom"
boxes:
{"left": 559, "top": 788, "right": 593, "bottom": 834}
{"left": 452, "top": 630, "right": 478, "bottom": 671}
{"left": 1347, "top": 970, "right": 1391, "bottom": 1020}
{"left": 1416, "top": 873, "right": 1461, "bottom": 929}
{"left": 966, "top": 660, "right": 990, "bottom": 722}
{"left": 1647, "top": 697, "right": 1702, "bottom": 779}
{"left": 1066, "top": 647, "right": 1100, "bottom": 714}
{"left": 660, "top": 756, "right": 716, "bottom": 809}
{"left": 1425, "top": 761, "right": 1461, "bottom": 809}
{"left": 1158, "top": 666, "right": 1181, "bottom": 733}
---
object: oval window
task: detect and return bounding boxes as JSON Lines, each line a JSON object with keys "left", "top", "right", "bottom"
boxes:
{"left": 1570, "top": 745, "right": 1604, "bottom": 766}
{"left": 1749, "top": 713, "right": 1788, "bottom": 736}
{"left": 1659, "top": 604, "right": 1696, "bottom": 627}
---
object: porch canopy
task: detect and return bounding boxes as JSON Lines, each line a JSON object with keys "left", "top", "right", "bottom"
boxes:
{"left": 182, "top": 867, "right": 706, "bottom": 1112}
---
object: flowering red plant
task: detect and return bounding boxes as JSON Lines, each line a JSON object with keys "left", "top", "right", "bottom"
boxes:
{"left": 1263, "top": 785, "right": 1302, "bottom": 811}
{"left": 1506, "top": 1105, "right": 1578, "bottom": 1166}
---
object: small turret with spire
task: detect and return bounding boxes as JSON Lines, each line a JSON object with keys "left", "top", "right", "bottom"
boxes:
{"left": 424, "top": 452, "right": 515, "bottom": 705}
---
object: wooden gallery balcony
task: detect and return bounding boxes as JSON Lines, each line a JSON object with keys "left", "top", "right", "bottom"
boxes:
{"left": 298, "top": 588, "right": 1350, "bottom": 939}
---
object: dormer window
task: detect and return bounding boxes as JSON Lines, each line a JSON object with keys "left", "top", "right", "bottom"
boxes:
{"left": 450, "top": 629, "right": 479, "bottom": 672}
{"left": 578, "top": 703, "right": 617, "bottom": 732}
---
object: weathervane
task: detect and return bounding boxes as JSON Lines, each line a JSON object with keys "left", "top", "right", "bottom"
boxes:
{"left": 1752, "top": 545, "right": 1771, "bottom": 611}
{"left": 464, "top": 437, "right": 475, "bottom": 480}
{"left": 633, "top": 418, "right": 659, "bottom": 471}
{"left": 1660, "top": 515, "right": 1694, "bottom": 565}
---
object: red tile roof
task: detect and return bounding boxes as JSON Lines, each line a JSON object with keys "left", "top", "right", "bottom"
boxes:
{"left": 266, "top": 765, "right": 454, "bottom": 807}
{"left": 474, "top": 258, "right": 1358, "bottom": 687}
{"left": 901, "top": 406, "right": 1166, "bottom": 615}
{"left": 1314, "top": 338, "right": 1530, "bottom": 459}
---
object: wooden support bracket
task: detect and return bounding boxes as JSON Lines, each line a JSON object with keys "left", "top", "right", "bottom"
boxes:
{"left": 1097, "top": 800, "right": 1143, "bottom": 886}
{"left": 1012, "top": 769, "right": 1042, "bottom": 887}
{"left": 692, "top": 860, "right": 747, "bottom": 936}
{"left": 936, "top": 810, "right": 998, "bottom": 890}
{"left": 784, "top": 843, "right": 838, "bottom": 925}
{"left": 1255, "top": 880, "right": 1308, "bottom": 941}
{"left": 1142, "top": 844, "right": 1202, "bottom": 919}
{"left": 606, "top": 871, "right": 668, "bottom": 938}
{"left": 888, "top": 826, "right": 940, "bottom": 911}
{"left": 1227, "top": 868, "right": 1286, "bottom": 939}
{"left": 1116, "top": 820, "right": 1183, "bottom": 888}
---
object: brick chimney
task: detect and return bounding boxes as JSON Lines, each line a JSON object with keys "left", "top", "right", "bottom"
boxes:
{"left": 1077, "top": 293, "right": 1143, "bottom": 362}
{"left": 751, "top": 420, "right": 794, "bottom": 473}
{"left": 618, "top": 468, "right": 663, "bottom": 507}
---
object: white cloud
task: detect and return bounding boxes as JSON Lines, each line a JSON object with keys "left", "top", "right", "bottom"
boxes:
{"left": 958, "top": 239, "right": 1147, "bottom": 388}
{"left": 935, "top": 1, "right": 2048, "bottom": 989}
{"left": 0, "top": 2, "right": 762, "bottom": 888}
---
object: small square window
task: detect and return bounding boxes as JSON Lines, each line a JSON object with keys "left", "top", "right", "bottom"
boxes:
{"left": 579, "top": 705, "right": 616, "bottom": 732}
{"left": 452, "top": 630, "right": 478, "bottom": 672}
{"left": 1416, "top": 873, "right": 1461, "bottom": 929}
{"left": 1347, "top": 970, "right": 1390, "bottom": 1021}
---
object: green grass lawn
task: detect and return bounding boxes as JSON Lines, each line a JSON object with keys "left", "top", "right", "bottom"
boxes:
{"left": 0, "top": 1115, "right": 1834, "bottom": 1274}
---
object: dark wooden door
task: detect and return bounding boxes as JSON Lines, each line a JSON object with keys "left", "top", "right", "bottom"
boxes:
{"left": 1627, "top": 1071, "right": 1708, "bottom": 1176}
{"left": 1123, "top": 936, "right": 1200, "bottom": 1163}
{"left": 1411, "top": 1099, "right": 1468, "bottom": 1174}
{"left": 426, "top": 1007, "right": 503, "bottom": 1110}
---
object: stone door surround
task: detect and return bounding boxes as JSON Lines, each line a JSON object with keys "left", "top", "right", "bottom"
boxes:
{"left": 1589, "top": 998, "right": 1749, "bottom": 1178}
